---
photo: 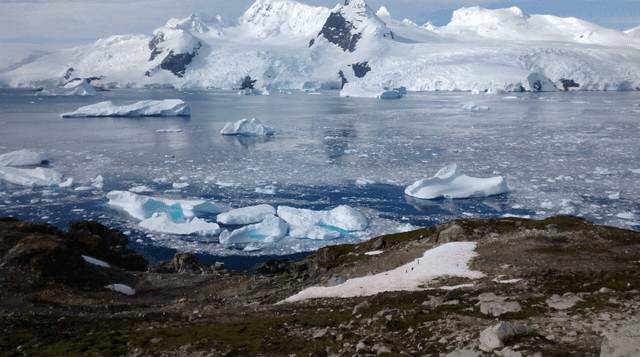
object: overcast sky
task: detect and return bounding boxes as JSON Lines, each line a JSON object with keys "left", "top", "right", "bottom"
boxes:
{"left": 1, "top": 0, "right": 639, "bottom": 54}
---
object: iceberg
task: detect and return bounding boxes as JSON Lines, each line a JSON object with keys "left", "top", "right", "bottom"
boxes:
{"left": 527, "top": 73, "right": 559, "bottom": 92}
{"left": 220, "top": 118, "right": 274, "bottom": 136}
{"left": 60, "top": 99, "right": 190, "bottom": 118}
{"left": 0, "top": 149, "right": 50, "bottom": 166}
{"left": 216, "top": 204, "right": 276, "bottom": 225}
{"left": 237, "top": 88, "right": 270, "bottom": 95}
{"left": 219, "top": 215, "right": 288, "bottom": 244}
{"left": 38, "top": 79, "right": 97, "bottom": 96}
{"left": 277, "top": 205, "right": 368, "bottom": 239}
{"left": 139, "top": 212, "right": 221, "bottom": 235}
{"left": 340, "top": 83, "right": 407, "bottom": 99}
{"left": 0, "top": 166, "right": 64, "bottom": 187}
{"left": 106, "top": 190, "right": 221, "bottom": 221}
{"left": 405, "top": 164, "right": 509, "bottom": 199}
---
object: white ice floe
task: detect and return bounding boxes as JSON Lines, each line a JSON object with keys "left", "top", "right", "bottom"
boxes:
{"left": 106, "top": 190, "right": 221, "bottom": 221}
{"left": 37, "top": 80, "right": 97, "bottom": 96}
{"left": 60, "top": 99, "right": 190, "bottom": 118}
{"left": 282, "top": 242, "right": 484, "bottom": 302}
{"left": 0, "top": 166, "right": 64, "bottom": 187}
{"left": 527, "top": 73, "right": 559, "bottom": 92}
{"left": 139, "top": 212, "right": 221, "bottom": 235}
{"left": 82, "top": 255, "right": 111, "bottom": 268}
{"left": 91, "top": 175, "right": 104, "bottom": 189}
{"left": 216, "top": 204, "right": 276, "bottom": 225}
{"left": 156, "top": 128, "right": 183, "bottom": 133}
{"left": 356, "top": 178, "right": 375, "bottom": 187}
{"left": 405, "top": 164, "right": 509, "bottom": 199}
{"left": 340, "top": 84, "right": 406, "bottom": 99}
{"left": 129, "top": 185, "right": 154, "bottom": 193}
{"left": 277, "top": 205, "right": 368, "bottom": 240}
{"left": 0, "top": 149, "right": 51, "bottom": 166}
{"left": 616, "top": 212, "right": 637, "bottom": 220}
{"left": 237, "top": 88, "right": 270, "bottom": 95}
{"left": 58, "top": 178, "right": 74, "bottom": 188}
{"left": 219, "top": 215, "right": 288, "bottom": 244}
{"left": 106, "top": 283, "right": 135, "bottom": 295}
{"left": 463, "top": 102, "right": 489, "bottom": 111}
{"left": 172, "top": 182, "right": 189, "bottom": 189}
{"left": 220, "top": 118, "right": 274, "bottom": 136}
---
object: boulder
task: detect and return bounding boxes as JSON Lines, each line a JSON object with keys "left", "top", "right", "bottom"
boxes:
{"left": 149, "top": 252, "right": 211, "bottom": 274}
{"left": 479, "top": 322, "right": 533, "bottom": 352}
{"left": 600, "top": 323, "right": 640, "bottom": 357}
{"left": 438, "top": 225, "right": 466, "bottom": 244}
{"left": 477, "top": 293, "right": 522, "bottom": 316}
{"left": 545, "top": 293, "right": 584, "bottom": 310}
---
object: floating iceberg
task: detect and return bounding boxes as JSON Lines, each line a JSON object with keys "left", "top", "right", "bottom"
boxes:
{"left": 527, "top": 73, "right": 559, "bottom": 92}
{"left": 139, "top": 212, "right": 221, "bottom": 235}
{"left": 38, "top": 80, "right": 97, "bottom": 96}
{"left": 60, "top": 99, "right": 190, "bottom": 118}
{"left": 219, "top": 215, "right": 288, "bottom": 244}
{"left": 220, "top": 118, "right": 274, "bottom": 136}
{"left": 0, "top": 166, "right": 64, "bottom": 187}
{"left": 0, "top": 149, "right": 50, "bottom": 166}
{"left": 277, "top": 205, "right": 368, "bottom": 240}
{"left": 216, "top": 204, "right": 276, "bottom": 225}
{"left": 106, "top": 190, "right": 221, "bottom": 221}
{"left": 237, "top": 88, "right": 270, "bottom": 95}
{"left": 340, "top": 83, "right": 406, "bottom": 99}
{"left": 405, "top": 164, "right": 509, "bottom": 199}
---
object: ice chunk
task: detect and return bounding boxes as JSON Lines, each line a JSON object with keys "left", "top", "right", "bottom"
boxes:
{"left": 237, "top": 88, "right": 270, "bottom": 95}
{"left": 0, "top": 149, "right": 51, "bottom": 166}
{"left": 106, "top": 190, "right": 221, "bottom": 221}
{"left": 463, "top": 102, "right": 489, "bottom": 111}
{"left": 217, "top": 204, "right": 276, "bottom": 225}
{"left": 37, "top": 80, "right": 97, "bottom": 96}
{"left": 139, "top": 212, "right": 221, "bottom": 235}
{"left": 106, "top": 283, "right": 135, "bottom": 295}
{"left": 82, "top": 255, "right": 111, "bottom": 268}
{"left": 405, "top": 164, "right": 509, "bottom": 199}
{"left": 91, "top": 175, "right": 104, "bottom": 189}
{"left": 58, "top": 178, "right": 74, "bottom": 188}
{"left": 219, "top": 215, "right": 288, "bottom": 244}
{"left": 60, "top": 99, "right": 190, "bottom": 118}
{"left": 129, "top": 185, "right": 153, "bottom": 193}
{"left": 281, "top": 242, "right": 484, "bottom": 302}
{"left": 172, "top": 182, "right": 189, "bottom": 189}
{"left": 220, "top": 118, "right": 274, "bottom": 136}
{"left": 156, "top": 128, "right": 182, "bottom": 133}
{"left": 527, "top": 73, "right": 559, "bottom": 92}
{"left": 277, "top": 205, "right": 368, "bottom": 240}
{"left": 0, "top": 166, "right": 64, "bottom": 187}
{"left": 340, "top": 83, "right": 406, "bottom": 99}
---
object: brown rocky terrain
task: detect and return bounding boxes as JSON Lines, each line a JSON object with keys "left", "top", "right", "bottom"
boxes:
{"left": 1, "top": 215, "right": 639, "bottom": 357}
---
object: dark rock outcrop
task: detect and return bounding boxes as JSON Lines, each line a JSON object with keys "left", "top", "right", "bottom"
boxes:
{"left": 338, "top": 70, "right": 348, "bottom": 89}
{"left": 317, "top": 10, "right": 361, "bottom": 52}
{"left": 149, "top": 251, "right": 219, "bottom": 274}
{"left": 560, "top": 78, "right": 580, "bottom": 90}
{"left": 159, "top": 44, "right": 201, "bottom": 78}
{"left": 255, "top": 258, "right": 290, "bottom": 274}
{"left": 350, "top": 61, "right": 371, "bottom": 78}
{"left": 239, "top": 75, "right": 257, "bottom": 90}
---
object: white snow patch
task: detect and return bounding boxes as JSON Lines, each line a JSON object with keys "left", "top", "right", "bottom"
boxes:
{"left": 364, "top": 250, "right": 383, "bottom": 256}
{"left": 281, "top": 242, "right": 483, "bottom": 302}
{"left": 405, "top": 164, "right": 509, "bottom": 199}
{"left": 60, "top": 100, "right": 190, "bottom": 118}
{"left": 106, "top": 284, "right": 135, "bottom": 295}
{"left": 82, "top": 255, "right": 110, "bottom": 268}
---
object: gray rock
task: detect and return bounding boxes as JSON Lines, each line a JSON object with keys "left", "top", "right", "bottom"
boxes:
{"left": 600, "top": 323, "right": 640, "bottom": 357}
{"left": 438, "top": 225, "right": 466, "bottom": 244}
{"left": 546, "top": 293, "right": 584, "bottom": 310}
{"left": 313, "top": 327, "right": 330, "bottom": 339}
{"left": 353, "top": 301, "right": 370, "bottom": 315}
{"left": 477, "top": 293, "right": 522, "bottom": 316}
{"left": 445, "top": 349, "right": 483, "bottom": 357}
{"left": 479, "top": 322, "right": 533, "bottom": 352}
{"left": 356, "top": 341, "right": 372, "bottom": 354}
{"left": 372, "top": 343, "right": 393, "bottom": 355}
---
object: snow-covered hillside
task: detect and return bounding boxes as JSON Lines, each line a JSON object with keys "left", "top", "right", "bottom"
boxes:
{"left": 2, "top": 0, "right": 640, "bottom": 92}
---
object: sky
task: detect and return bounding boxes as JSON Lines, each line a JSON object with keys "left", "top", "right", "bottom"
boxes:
{"left": 1, "top": 0, "right": 639, "bottom": 58}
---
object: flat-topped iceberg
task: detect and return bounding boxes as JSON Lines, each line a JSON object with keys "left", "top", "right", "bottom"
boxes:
{"left": 139, "top": 212, "right": 221, "bottom": 235}
{"left": 60, "top": 99, "right": 190, "bottom": 118}
{"left": 219, "top": 216, "right": 288, "bottom": 244}
{"left": 38, "top": 80, "right": 97, "bottom": 96}
{"left": 216, "top": 204, "right": 276, "bottom": 225}
{"left": 0, "top": 166, "right": 64, "bottom": 187}
{"left": 0, "top": 149, "right": 50, "bottom": 166}
{"left": 405, "top": 164, "right": 509, "bottom": 199}
{"left": 220, "top": 118, "right": 274, "bottom": 136}
{"left": 277, "top": 205, "right": 368, "bottom": 240}
{"left": 340, "top": 84, "right": 407, "bottom": 99}
{"left": 106, "top": 190, "right": 221, "bottom": 221}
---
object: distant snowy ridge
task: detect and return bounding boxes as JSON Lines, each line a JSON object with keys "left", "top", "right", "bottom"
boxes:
{"left": 2, "top": 0, "right": 640, "bottom": 92}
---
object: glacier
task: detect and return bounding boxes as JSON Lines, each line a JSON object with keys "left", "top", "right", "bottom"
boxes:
{"left": 1, "top": 0, "right": 639, "bottom": 93}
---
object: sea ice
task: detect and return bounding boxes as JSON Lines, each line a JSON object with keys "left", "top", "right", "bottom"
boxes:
{"left": 220, "top": 118, "right": 274, "bottom": 136}
{"left": 60, "top": 99, "right": 190, "bottom": 118}
{"left": 106, "top": 190, "right": 221, "bottom": 221}
{"left": 0, "top": 166, "right": 64, "bottom": 187}
{"left": 129, "top": 185, "right": 154, "bottom": 193}
{"left": 277, "top": 205, "right": 368, "bottom": 239}
{"left": 405, "top": 164, "right": 509, "bottom": 199}
{"left": 219, "top": 215, "right": 288, "bottom": 244}
{"left": 216, "top": 204, "right": 276, "bottom": 225}
{"left": 281, "top": 242, "right": 484, "bottom": 302}
{"left": 237, "top": 88, "right": 270, "bottom": 95}
{"left": 0, "top": 149, "right": 51, "bottom": 166}
{"left": 139, "top": 212, "right": 221, "bottom": 235}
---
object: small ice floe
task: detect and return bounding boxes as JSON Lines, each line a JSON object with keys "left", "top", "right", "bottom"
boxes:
{"left": 172, "top": 182, "right": 189, "bottom": 189}
{"left": 502, "top": 96, "right": 519, "bottom": 100}
{"left": 608, "top": 192, "right": 620, "bottom": 200}
{"left": 339, "top": 84, "right": 406, "bottom": 99}
{"left": 463, "top": 102, "right": 489, "bottom": 111}
{"left": 356, "top": 178, "right": 375, "bottom": 187}
{"left": 255, "top": 186, "right": 275, "bottom": 194}
{"left": 217, "top": 204, "right": 276, "bottom": 225}
{"left": 91, "top": 175, "right": 104, "bottom": 189}
{"left": 281, "top": 242, "right": 484, "bottom": 302}
{"left": 0, "top": 166, "right": 64, "bottom": 187}
{"left": 129, "top": 185, "right": 153, "bottom": 193}
{"left": 37, "top": 79, "right": 97, "bottom": 96}
{"left": 277, "top": 205, "right": 368, "bottom": 240}
{"left": 59, "top": 178, "right": 74, "bottom": 188}
{"left": 616, "top": 212, "right": 637, "bottom": 220}
{"left": 82, "top": 255, "right": 111, "bottom": 268}
{"left": 139, "top": 212, "right": 221, "bottom": 235}
{"left": 0, "top": 149, "right": 51, "bottom": 166}
{"left": 60, "top": 99, "right": 190, "bottom": 118}
{"left": 156, "top": 128, "right": 182, "bottom": 133}
{"left": 237, "top": 88, "right": 270, "bottom": 96}
{"left": 106, "top": 190, "right": 221, "bottom": 221}
{"left": 219, "top": 216, "right": 288, "bottom": 244}
{"left": 106, "top": 284, "right": 135, "bottom": 295}
{"left": 220, "top": 118, "right": 274, "bottom": 136}
{"left": 405, "top": 164, "right": 509, "bottom": 199}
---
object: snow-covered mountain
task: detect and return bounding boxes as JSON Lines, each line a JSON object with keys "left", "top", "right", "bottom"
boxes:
{"left": 2, "top": 0, "right": 640, "bottom": 92}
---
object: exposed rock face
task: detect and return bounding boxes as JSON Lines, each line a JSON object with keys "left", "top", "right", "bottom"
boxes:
{"left": 351, "top": 61, "right": 371, "bottom": 78}
{"left": 239, "top": 75, "right": 257, "bottom": 89}
{"left": 560, "top": 78, "right": 580, "bottom": 90}
{"left": 600, "top": 324, "right": 640, "bottom": 357}
{"left": 147, "top": 28, "right": 202, "bottom": 78}
{"left": 338, "top": 70, "right": 348, "bottom": 89}
{"left": 159, "top": 47, "right": 201, "bottom": 78}
{"left": 438, "top": 224, "right": 466, "bottom": 244}
{"left": 477, "top": 293, "right": 522, "bottom": 316}
{"left": 255, "top": 258, "right": 290, "bottom": 274}
{"left": 317, "top": 10, "right": 362, "bottom": 52}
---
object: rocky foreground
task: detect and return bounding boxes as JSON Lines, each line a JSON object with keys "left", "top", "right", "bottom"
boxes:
{"left": 1, "top": 215, "right": 639, "bottom": 357}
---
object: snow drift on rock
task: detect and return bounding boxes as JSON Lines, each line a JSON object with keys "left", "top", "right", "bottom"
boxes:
{"left": 220, "top": 118, "right": 274, "bottom": 136}
{"left": 60, "top": 100, "right": 190, "bottom": 118}
{"left": 0, "top": 149, "right": 50, "bottom": 166}
{"left": 405, "top": 164, "right": 509, "bottom": 199}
